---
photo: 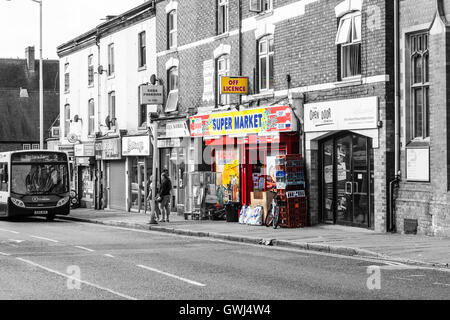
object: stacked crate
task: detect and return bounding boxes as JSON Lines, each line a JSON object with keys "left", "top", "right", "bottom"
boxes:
{"left": 275, "top": 155, "right": 307, "bottom": 228}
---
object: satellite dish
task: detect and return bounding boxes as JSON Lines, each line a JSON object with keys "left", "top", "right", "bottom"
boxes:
{"left": 73, "top": 115, "right": 81, "bottom": 123}
{"left": 150, "top": 74, "right": 157, "bottom": 85}
{"left": 105, "top": 115, "right": 111, "bottom": 129}
{"left": 98, "top": 65, "right": 104, "bottom": 74}
{"left": 67, "top": 133, "right": 80, "bottom": 144}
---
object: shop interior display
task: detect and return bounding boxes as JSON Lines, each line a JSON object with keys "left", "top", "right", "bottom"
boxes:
{"left": 275, "top": 154, "right": 307, "bottom": 228}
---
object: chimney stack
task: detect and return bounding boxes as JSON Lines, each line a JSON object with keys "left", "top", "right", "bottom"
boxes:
{"left": 25, "top": 46, "right": 35, "bottom": 72}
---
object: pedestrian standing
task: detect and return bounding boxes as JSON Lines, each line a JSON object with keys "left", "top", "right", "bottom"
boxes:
{"left": 159, "top": 171, "right": 172, "bottom": 222}
{"left": 147, "top": 175, "right": 161, "bottom": 224}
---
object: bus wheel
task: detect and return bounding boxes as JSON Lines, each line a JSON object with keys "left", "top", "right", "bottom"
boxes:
{"left": 46, "top": 214, "right": 56, "bottom": 221}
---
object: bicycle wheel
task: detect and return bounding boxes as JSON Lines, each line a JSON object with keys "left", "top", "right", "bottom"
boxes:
{"left": 265, "top": 207, "right": 274, "bottom": 227}
{"left": 273, "top": 205, "right": 280, "bottom": 229}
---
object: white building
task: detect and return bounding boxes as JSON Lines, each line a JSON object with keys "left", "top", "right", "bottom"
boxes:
{"left": 57, "top": 2, "right": 157, "bottom": 211}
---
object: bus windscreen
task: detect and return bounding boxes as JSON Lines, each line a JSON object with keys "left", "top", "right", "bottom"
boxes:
{"left": 11, "top": 163, "right": 69, "bottom": 195}
{"left": 11, "top": 152, "right": 68, "bottom": 163}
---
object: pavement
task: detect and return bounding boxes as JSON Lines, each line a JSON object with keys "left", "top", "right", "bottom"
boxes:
{"left": 60, "top": 208, "right": 450, "bottom": 269}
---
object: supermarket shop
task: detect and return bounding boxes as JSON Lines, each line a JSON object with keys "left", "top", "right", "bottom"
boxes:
{"left": 190, "top": 105, "right": 300, "bottom": 208}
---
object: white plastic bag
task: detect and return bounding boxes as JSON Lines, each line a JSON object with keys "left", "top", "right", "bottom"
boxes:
{"left": 248, "top": 206, "right": 263, "bottom": 226}
{"left": 239, "top": 205, "right": 247, "bottom": 224}
{"left": 244, "top": 206, "right": 253, "bottom": 224}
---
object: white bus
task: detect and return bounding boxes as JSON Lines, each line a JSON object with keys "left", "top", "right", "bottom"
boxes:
{"left": 0, "top": 151, "right": 71, "bottom": 220}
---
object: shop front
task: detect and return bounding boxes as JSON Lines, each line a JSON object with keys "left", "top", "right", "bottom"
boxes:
{"left": 156, "top": 119, "right": 191, "bottom": 214}
{"left": 304, "top": 96, "right": 379, "bottom": 229}
{"left": 191, "top": 105, "right": 300, "bottom": 209}
{"left": 58, "top": 144, "right": 75, "bottom": 192}
{"left": 122, "top": 135, "right": 152, "bottom": 213}
{"left": 74, "top": 142, "right": 96, "bottom": 208}
{"left": 96, "top": 137, "right": 126, "bottom": 211}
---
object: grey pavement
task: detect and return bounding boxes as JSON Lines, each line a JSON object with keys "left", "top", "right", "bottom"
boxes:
{"left": 1, "top": 217, "right": 449, "bottom": 300}
{"left": 60, "top": 208, "right": 450, "bottom": 268}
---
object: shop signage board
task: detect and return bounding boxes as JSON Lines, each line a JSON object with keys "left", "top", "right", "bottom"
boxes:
{"left": 140, "top": 85, "right": 164, "bottom": 105}
{"left": 202, "top": 59, "right": 215, "bottom": 102}
{"left": 102, "top": 138, "right": 122, "bottom": 160}
{"left": 157, "top": 138, "right": 183, "bottom": 149}
{"left": 220, "top": 76, "right": 248, "bottom": 94}
{"left": 304, "top": 97, "right": 379, "bottom": 133}
{"left": 190, "top": 106, "right": 297, "bottom": 138}
{"left": 166, "top": 120, "right": 190, "bottom": 138}
{"left": 406, "top": 147, "right": 430, "bottom": 182}
{"left": 74, "top": 143, "right": 95, "bottom": 157}
{"left": 95, "top": 141, "right": 103, "bottom": 160}
{"left": 122, "top": 136, "right": 150, "bottom": 156}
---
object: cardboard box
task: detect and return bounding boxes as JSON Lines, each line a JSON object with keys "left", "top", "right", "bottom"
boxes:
{"left": 251, "top": 191, "right": 275, "bottom": 223}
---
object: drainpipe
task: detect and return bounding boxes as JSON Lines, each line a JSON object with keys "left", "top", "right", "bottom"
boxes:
{"left": 95, "top": 31, "right": 102, "bottom": 210}
{"left": 389, "top": 0, "right": 401, "bottom": 232}
{"left": 239, "top": 0, "right": 243, "bottom": 106}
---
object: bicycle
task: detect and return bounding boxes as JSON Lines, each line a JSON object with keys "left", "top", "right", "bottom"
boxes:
{"left": 265, "top": 195, "right": 281, "bottom": 229}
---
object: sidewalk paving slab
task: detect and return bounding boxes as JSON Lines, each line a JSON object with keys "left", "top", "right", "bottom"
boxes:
{"left": 60, "top": 208, "right": 450, "bottom": 269}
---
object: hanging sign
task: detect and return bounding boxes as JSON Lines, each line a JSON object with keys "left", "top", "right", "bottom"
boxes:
{"left": 122, "top": 135, "right": 150, "bottom": 156}
{"left": 140, "top": 85, "right": 164, "bottom": 105}
{"left": 190, "top": 106, "right": 297, "bottom": 138}
{"left": 220, "top": 76, "right": 248, "bottom": 94}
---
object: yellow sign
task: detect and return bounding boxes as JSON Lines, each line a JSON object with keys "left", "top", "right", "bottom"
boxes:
{"left": 221, "top": 76, "right": 248, "bottom": 95}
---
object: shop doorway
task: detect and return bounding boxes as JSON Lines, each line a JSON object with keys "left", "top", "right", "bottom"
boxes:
{"left": 130, "top": 159, "right": 147, "bottom": 212}
{"left": 320, "top": 132, "right": 374, "bottom": 229}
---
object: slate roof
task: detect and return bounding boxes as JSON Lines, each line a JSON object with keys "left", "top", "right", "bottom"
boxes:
{"left": 0, "top": 58, "right": 59, "bottom": 142}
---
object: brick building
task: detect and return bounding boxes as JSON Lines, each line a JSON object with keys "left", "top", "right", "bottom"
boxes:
{"left": 394, "top": 0, "right": 450, "bottom": 236}
{"left": 154, "top": 0, "right": 395, "bottom": 231}
{"left": 0, "top": 47, "right": 59, "bottom": 152}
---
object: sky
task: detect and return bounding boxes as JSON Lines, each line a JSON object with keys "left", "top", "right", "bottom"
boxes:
{"left": 0, "top": 0, "right": 146, "bottom": 60}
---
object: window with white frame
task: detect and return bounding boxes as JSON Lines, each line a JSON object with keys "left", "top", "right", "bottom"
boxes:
{"left": 138, "top": 31, "right": 146, "bottom": 68}
{"left": 64, "top": 104, "right": 70, "bottom": 137}
{"left": 336, "top": 12, "right": 361, "bottom": 79}
{"left": 23, "top": 144, "right": 31, "bottom": 150}
{"left": 410, "top": 32, "right": 430, "bottom": 139}
{"left": 88, "top": 99, "right": 95, "bottom": 135}
{"left": 108, "top": 43, "right": 115, "bottom": 76}
{"left": 64, "top": 63, "right": 70, "bottom": 93}
{"left": 108, "top": 91, "right": 116, "bottom": 128}
{"left": 166, "top": 67, "right": 179, "bottom": 113}
{"left": 216, "top": 55, "right": 230, "bottom": 106}
{"left": 258, "top": 36, "right": 274, "bottom": 91}
{"left": 88, "top": 54, "right": 94, "bottom": 86}
{"left": 249, "top": 0, "right": 273, "bottom": 13}
{"left": 32, "top": 144, "right": 40, "bottom": 150}
{"left": 168, "top": 10, "right": 177, "bottom": 49}
{"left": 217, "top": 0, "right": 229, "bottom": 35}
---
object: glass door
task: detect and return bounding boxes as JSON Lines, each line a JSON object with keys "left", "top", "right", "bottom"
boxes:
{"left": 321, "top": 139, "right": 334, "bottom": 223}
{"left": 336, "top": 135, "right": 353, "bottom": 225}
{"left": 352, "top": 135, "right": 369, "bottom": 227}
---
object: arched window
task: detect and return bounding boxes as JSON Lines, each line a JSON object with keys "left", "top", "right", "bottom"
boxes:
{"left": 410, "top": 32, "right": 429, "bottom": 139}
{"left": 335, "top": 11, "right": 361, "bottom": 79}
{"left": 64, "top": 104, "right": 70, "bottom": 137}
{"left": 216, "top": 55, "right": 230, "bottom": 107}
{"left": 167, "top": 10, "right": 177, "bottom": 49}
{"left": 258, "top": 35, "right": 274, "bottom": 91}
{"left": 88, "top": 99, "right": 95, "bottom": 135}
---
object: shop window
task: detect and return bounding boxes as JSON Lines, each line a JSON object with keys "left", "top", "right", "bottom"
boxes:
{"left": 64, "top": 104, "right": 70, "bottom": 137}
{"left": 0, "top": 163, "right": 8, "bottom": 192}
{"left": 258, "top": 35, "right": 274, "bottom": 92}
{"left": 336, "top": 12, "right": 361, "bottom": 79}
{"left": 167, "top": 10, "right": 177, "bottom": 49}
{"left": 409, "top": 32, "right": 430, "bottom": 140}
{"left": 166, "top": 67, "right": 179, "bottom": 113}
{"left": 217, "top": 0, "right": 229, "bottom": 35}
{"left": 88, "top": 99, "right": 95, "bottom": 135}
{"left": 216, "top": 55, "right": 230, "bottom": 107}
{"left": 88, "top": 54, "right": 94, "bottom": 86}
{"left": 108, "top": 43, "right": 115, "bottom": 76}
{"left": 108, "top": 92, "right": 116, "bottom": 128}
{"left": 138, "top": 31, "right": 146, "bottom": 68}
{"left": 64, "top": 63, "right": 70, "bottom": 93}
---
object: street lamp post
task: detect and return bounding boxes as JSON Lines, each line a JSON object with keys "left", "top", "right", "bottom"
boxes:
{"left": 7, "top": 0, "right": 44, "bottom": 149}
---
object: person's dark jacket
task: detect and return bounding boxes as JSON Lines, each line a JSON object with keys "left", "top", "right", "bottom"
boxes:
{"left": 159, "top": 177, "right": 172, "bottom": 197}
